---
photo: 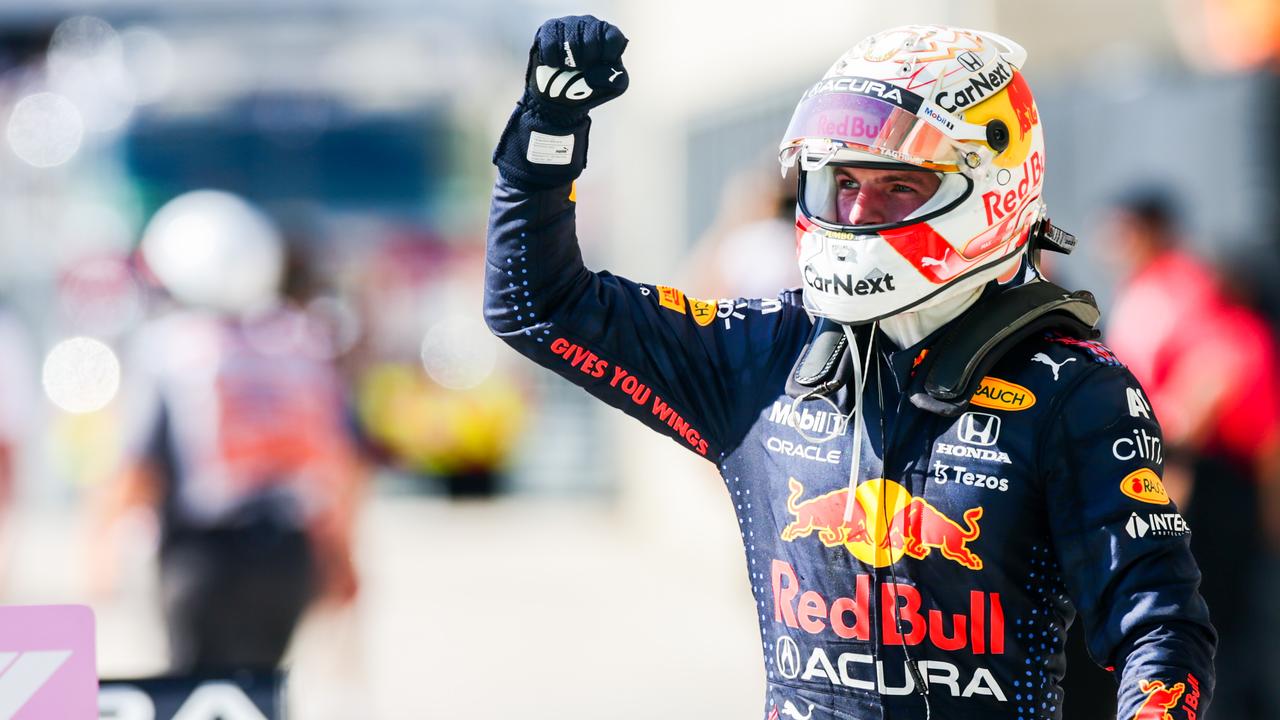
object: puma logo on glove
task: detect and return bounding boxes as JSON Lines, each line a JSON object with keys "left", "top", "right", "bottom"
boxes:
{"left": 534, "top": 66, "right": 594, "bottom": 101}
{"left": 492, "top": 15, "right": 629, "bottom": 187}
{"left": 524, "top": 15, "right": 629, "bottom": 114}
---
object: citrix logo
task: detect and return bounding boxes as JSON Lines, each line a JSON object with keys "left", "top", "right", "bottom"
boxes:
{"left": 534, "top": 65, "right": 593, "bottom": 101}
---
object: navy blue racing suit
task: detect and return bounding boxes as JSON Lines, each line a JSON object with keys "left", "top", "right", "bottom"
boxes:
{"left": 484, "top": 175, "right": 1215, "bottom": 720}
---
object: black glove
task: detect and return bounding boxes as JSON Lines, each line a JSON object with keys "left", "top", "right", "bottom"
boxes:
{"left": 493, "top": 16, "right": 629, "bottom": 189}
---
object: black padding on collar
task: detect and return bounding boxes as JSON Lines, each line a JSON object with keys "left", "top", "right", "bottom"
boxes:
{"left": 786, "top": 317, "right": 854, "bottom": 399}
{"left": 909, "top": 281, "right": 1100, "bottom": 417}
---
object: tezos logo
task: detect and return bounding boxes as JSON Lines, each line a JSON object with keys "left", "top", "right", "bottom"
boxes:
{"left": 803, "top": 266, "right": 896, "bottom": 296}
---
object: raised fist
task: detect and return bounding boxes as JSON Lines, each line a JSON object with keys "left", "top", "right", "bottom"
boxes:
{"left": 493, "top": 15, "right": 629, "bottom": 187}
{"left": 523, "top": 15, "right": 629, "bottom": 123}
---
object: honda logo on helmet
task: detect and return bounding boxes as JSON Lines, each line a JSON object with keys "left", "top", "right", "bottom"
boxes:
{"left": 957, "top": 412, "right": 1001, "bottom": 447}
{"left": 957, "top": 51, "right": 985, "bottom": 73}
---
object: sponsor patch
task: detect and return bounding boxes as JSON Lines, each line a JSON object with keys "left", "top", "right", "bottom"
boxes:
{"left": 803, "top": 266, "right": 896, "bottom": 296}
{"left": 1121, "top": 468, "right": 1170, "bottom": 505}
{"left": 936, "top": 61, "right": 1013, "bottom": 113}
{"left": 934, "top": 444, "right": 1012, "bottom": 464}
{"left": 1127, "top": 386, "right": 1153, "bottom": 419}
{"left": 779, "top": 699, "right": 814, "bottom": 720}
{"left": 689, "top": 297, "right": 717, "bottom": 327}
{"left": 800, "top": 76, "right": 925, "bottom": 112}
{"left": 548, "top": 337, "right": 711, "bottom": 456}
{"left": 956, "top": 412, "right": 1001, "bottom": 447}
{"left": 766, "top": 436, "right": 843, "bottom": 465}
{"left": 970, "top": 377, "right": 1036, "bottom": 411}
{"left": 1112, "top": 427, "right": 1163, "bottom": 464}
{"left": 768, "top": 399, "right": 850, "bottom": 443}
{"left": 781, "top": 478, "right": 984, "bottom": 570}
{"left": 1133, "top": 678, "right": 1187, "bottom": 720}
{"left": 1125, "top": 511, "right": 1190, "bottom": 539}
{"left": 933, "top": 461, "right": 1009, "bottom": 491}
{"left": 1031, "top": 352, "right": 1076, "bottom": 381}
{"left": 772, "top": 559, "right": 1005, "bottom": 655}
{"left": 981, "top": 152, "right": 1043, "bottom": 226}
{"left": 656, "top": 285, "right": 686, "bottom": 314}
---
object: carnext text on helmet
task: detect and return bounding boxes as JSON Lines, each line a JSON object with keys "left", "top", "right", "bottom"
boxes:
{"left": 935, "top": 62, "right": 1013, "bottom": 113}
{"left": 803, "top": 268, "right": 896, "bottom": 296}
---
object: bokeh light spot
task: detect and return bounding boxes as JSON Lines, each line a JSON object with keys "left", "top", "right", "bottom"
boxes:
{"left": 420, "top": 317, "right": 497, "bottom": 391}
{"left": 42, "top": 336, "right": 121, "bottom": 414}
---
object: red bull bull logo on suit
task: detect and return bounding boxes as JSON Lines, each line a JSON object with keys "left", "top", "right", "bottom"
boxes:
{"left": 781, "top": 478, "right": 984, "bottom": 570}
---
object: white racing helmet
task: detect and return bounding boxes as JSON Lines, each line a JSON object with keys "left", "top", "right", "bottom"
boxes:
{"left": 780, "top": 25, "right": 1048, "bottom": 324}
{"left": 141, "top": 190, "right": 285, "bottom": 314}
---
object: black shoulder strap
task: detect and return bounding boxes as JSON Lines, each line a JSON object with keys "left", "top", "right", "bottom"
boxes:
{"left": 784, "top": 281, "right": 1100, "bottom": 413}
{"left": 909, "top": 281, "right": 1100, "bottom": 416}
{"left": 785, "top": 317, "right": 856, "bottom": 398}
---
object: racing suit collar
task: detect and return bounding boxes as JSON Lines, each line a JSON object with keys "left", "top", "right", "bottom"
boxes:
{"left": 879, "top": 279, "right": 1007, "bottom": 390}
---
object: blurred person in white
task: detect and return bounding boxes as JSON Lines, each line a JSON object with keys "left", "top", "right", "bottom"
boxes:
{"left": 686, "top": 166, "right": 801, "bottom": 299}
{"left": 487, "top": 18, "right": 1216, "bottom": 720}
{"left": 93, "top": 190, "right": 364, "bottom": 672}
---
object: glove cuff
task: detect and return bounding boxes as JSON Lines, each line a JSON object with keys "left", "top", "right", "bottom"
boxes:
{"left": 492, "top": 100, "right": 592, "bottom": 190}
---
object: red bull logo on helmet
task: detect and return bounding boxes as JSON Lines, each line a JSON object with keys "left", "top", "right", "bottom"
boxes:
{"left": 780, "top": 478, "right": 984, "bottom": 570}
{"left": 1004, "top": 71, "right": 1039, "bottom": 141}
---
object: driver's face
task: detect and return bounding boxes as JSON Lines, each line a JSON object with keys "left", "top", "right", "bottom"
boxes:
{"left": 834, "top": 166, "right": 942, "bottom": 226}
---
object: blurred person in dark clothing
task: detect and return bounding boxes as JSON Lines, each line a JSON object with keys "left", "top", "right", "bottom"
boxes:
{"left": 1104, "top": 188, "right": 1280, "bottom": 720}
{"left": 94, "top": 190, "right": 364, "bottom": 672}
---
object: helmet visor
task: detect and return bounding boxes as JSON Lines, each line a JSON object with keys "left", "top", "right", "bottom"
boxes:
{"left": 781, "top": 90, "right": 970, "bottom": 171}
{"left": 798, "top": 164, "right": 971, "bottom": 230}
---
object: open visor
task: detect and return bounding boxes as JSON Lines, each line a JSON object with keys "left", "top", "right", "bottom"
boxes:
{"left": 780, "top": 90, "right": 987, "bottom": 172}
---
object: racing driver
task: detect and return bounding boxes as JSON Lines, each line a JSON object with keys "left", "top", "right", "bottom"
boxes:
{"left": 486, "top": 17, "right": 1216, "bottom": 720}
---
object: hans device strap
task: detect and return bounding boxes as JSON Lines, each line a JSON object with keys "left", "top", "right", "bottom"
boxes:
{"left": 785, "top": 317, "right": 855, "bottom": 399}
{"left": 910, "top": 280, "right": 1099, "bottom": 416}
{"left": 786, "top": 281, "right": 1100, "bottom": 416}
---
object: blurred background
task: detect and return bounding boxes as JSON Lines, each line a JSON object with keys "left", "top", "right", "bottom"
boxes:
{"left": 0, "top": 0, "right": 1273, "bottom": 718}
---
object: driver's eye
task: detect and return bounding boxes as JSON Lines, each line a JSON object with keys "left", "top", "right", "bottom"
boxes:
{"left": 839, "top": 179, "right": 859, "bottom": 191}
